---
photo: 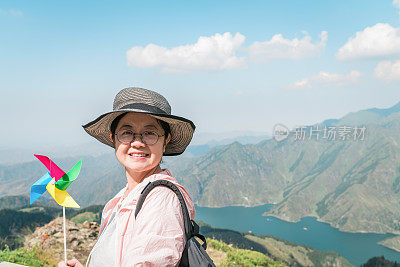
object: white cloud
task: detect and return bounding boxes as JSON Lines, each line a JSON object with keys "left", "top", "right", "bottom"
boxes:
{"left": 126, "top": 30, "right": 330, "bottom": 72}
{"left": 248, "top": 31, "right": 327, "bottom": 62}
{"left": 394, "top": 0, "right": 400, "bottom": 13}
{"left": 0, "top": 8, "right": 23, "bottom": 16}
{"left": 289, "top": 70, "right": 362, "bottom": 89}
{"left": 374, "top": 60, "right": 400, "bottom": 81}
{"left": 126, "top": 32, "right": 246, "bottom": 72}
{"left": 336, "top": 23, "right": 400, "bottom": 61}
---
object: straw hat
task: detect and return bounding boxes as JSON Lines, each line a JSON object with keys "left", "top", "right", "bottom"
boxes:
{"left": 82, "top": 87, "right": 195, "bottom": 156}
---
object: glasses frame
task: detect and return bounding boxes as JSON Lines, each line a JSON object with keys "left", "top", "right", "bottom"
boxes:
{"left": 116, "top": 128, "right": 164, "bottom": 146}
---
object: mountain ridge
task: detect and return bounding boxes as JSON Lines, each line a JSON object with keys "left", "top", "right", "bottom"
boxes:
{"left": 1, "top": 100, "right": 400, "bottom": 239}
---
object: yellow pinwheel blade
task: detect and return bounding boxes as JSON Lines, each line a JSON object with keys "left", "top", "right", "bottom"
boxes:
{"left": 46, "top": 179, "right": 80, "bottom": 208}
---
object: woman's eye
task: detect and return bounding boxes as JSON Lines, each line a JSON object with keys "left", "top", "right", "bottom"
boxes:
{"left": 143, "top": 131, "right": 157, "bottom": 136}
{"left": 121, "top": 130, "right": 133, "bottom": 136}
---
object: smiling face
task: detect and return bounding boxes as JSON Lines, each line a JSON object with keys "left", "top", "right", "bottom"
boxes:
{"left": 112, "top": 112, "right": 171, "bottom": 177}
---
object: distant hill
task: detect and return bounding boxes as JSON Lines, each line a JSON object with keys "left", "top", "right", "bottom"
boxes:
{"left": 0, "top": 202, "right": 351, "bottom": 266}
{"left": 168, "top": 101, "right": 400, "bottom": 236}
{"left": 361, "top": 255, "right": 400, "bottom": 267}
{"left": 190, "top": 131, "right": 271, "bottom": 146}
{"left": 322, "top": 101, "right": 400, "bottom": 126}
{"left": 2, "top": 101, "right": 400, "bottom": 239}
{"left": 0, "top": 141, "right": 111, "bottom": 165}
{"left": 0, "top": 153, "right": 124, "bottom": 207}
{"left": 0, "top": 195, "right": 57, "bottom": 209}
{"left": 199, "top": 221, "right": 353, "bottom": 266}
{"left": 0, "top": 195, "right": 32, "bottom": 210}
{"left": 0, "top": 132, "right": 270, "bottom": 165}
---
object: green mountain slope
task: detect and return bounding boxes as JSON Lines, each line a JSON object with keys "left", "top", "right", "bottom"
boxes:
{"left": 0, "top": 203, "right": 350, "bottom": 267}
{"left": 200, "top": 222, "right": 353, "bottom": 266}
{"left": 2, "top": 101, "right": 400, "bottom": 237}
{"left": 0, "top": 153, "right": 124, "bottom": 207}
{"left": 168, "top": 102, "right": 400, "bottom": 235}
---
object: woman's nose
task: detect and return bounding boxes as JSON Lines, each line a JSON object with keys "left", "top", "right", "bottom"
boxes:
{"left": 130, "top": 135, "right": 146, "bottom": 147}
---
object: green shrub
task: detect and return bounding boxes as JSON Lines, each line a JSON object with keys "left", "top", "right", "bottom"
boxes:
{"left": 71, "top": 211, "right": 99, "bottom": 224}
{"left": 207, "top": 238, "right": 286, "bottom": 267}
{"left": 207, "top": 238, "right": 232, "bottom": 253}
{"left": 0, "top": 246, "right": 51, "bottom": 267}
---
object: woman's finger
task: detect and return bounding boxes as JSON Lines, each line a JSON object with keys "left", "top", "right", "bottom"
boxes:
{"left": 68, "top": 258, "right": 84, "bottom": 267}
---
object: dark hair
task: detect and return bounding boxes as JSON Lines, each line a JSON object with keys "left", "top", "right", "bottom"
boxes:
{"left": 157, "top": 119, "right": 171, "bottom": 140}
{"left": 110, "top": 112, "right": 171, "bottom": 142}
{"left": 110, "top": 113, "right": 128, "bottom": 142}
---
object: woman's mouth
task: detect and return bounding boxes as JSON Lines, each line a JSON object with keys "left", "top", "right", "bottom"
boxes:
{"left": 128, "top": 153, "right": 149, "bottom": 158}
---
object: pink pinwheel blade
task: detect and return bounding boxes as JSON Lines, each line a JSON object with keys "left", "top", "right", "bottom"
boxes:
{"left": 34, "top": 154, "right": 66, "bottom": 181}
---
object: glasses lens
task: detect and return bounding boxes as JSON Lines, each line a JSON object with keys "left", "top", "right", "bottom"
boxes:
{"left": 117, "top": 129, "right": 134, "bottom": 144}
{"left": 142, "top": 131, "right": 158, "bottom": 145}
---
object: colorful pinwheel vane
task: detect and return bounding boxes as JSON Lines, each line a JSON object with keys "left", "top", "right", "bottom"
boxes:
{"left": 30, "top": 154, "right": 82, "bottom": 208}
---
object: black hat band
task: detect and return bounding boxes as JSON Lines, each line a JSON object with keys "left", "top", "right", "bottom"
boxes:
{"left": 120, "top": 103, "right": 168, "bottom": 115}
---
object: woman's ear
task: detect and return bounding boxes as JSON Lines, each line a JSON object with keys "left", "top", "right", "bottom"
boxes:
{"left": 163, "top": 134, "right": 171, "bottom": 152}
{"left": 166, "top": 133, "right": 171, "bottom": 145}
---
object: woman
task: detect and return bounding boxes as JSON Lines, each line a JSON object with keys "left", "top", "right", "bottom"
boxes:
{"left": 58, "top": 87, "right": 196, "bottom": 267}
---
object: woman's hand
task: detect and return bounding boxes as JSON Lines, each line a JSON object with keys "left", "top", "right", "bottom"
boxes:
{"left": 57, "top": 259, "right": 84, "bottom": 267}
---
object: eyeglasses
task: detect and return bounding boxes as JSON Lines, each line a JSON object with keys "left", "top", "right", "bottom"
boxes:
{"left": 116, "top": 129, "right": 164, "bottom": 145}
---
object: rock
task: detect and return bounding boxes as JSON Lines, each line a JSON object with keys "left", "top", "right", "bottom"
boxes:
{"left": 25, "top": 217, "right": 99, "bottom": 264}
{"left": 83, "top": 221, "right": 90, "bottom": 228}
{"left": 54, "top": 232, "right": 63, "bottom": 238}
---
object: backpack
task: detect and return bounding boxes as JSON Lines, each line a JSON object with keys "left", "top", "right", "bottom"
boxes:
{"left": 135, "top": 179, "right": 216, "bottom": 267}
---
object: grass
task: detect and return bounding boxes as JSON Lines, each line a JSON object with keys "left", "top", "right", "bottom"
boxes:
{"left": 71, "top": 211, "right": 98, "bottom": 224}
{"left": 207, "top": 238, "right": 287, "bottom": 267}
{"left": 19, "top": 207, "right": 45, "bottom": 213}
{"left": 0, "top": 246, "right": 54, "bottom": 267}
{"left": 2, "top": 236, "right": 286, "bottom": 267}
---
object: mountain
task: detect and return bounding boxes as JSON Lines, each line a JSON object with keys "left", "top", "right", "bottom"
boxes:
{"left": 0, "top": 131, "right": 270, "bottom": 165}
{"left": 199, "top": 222, "right": 353, "bottom": 266}
{"left": 0, "top": 153, "right": 123, "bottom": 207}
{"left": 0, "top": 152, "right": 188, "bottom": 207}
{"left": 322, "top": 101, "right": 400, "bottom": 126}
{"left": 0, "top": 195, "right": 57, "bottom": 209}
{"left": 0, "top": 201, "right": 351, "bottom": 267}
{"left": 0, "top": 141, "right": 111, "bottom": 166}
{"left": 2, "top": 101, "right": 400, "bottom": 238}
{"left": 190, "top": 131, "right": 271, "bottom": 146}
{"left": 168, "top": 101, "right": 400, "bottom": 236}
{"left": 361, "top": 256, "right": 400, "bottom": 267}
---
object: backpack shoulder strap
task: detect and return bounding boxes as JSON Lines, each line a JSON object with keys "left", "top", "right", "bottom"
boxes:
{"left": 134, "top": 180, "right": 192, "bottom": 240}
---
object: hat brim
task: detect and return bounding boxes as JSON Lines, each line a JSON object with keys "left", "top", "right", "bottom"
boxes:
{"left": 82, "top": 109, "right": 195, "bottom": 156}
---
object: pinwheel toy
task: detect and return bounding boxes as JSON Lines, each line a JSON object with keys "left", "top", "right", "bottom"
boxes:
{"left": 30, "top": 154, "right": 81, "bottom": 208}
{"left": 30, "top": 154, "right": 82, "bottom": 263}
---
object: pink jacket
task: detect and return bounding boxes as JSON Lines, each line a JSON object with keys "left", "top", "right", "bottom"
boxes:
{"left": 98, "top": 169, "right": 196, "bottom": 266}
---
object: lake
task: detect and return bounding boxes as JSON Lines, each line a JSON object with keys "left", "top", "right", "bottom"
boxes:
{"left": 195, "top": 204, "right": 400, "bottom": 266}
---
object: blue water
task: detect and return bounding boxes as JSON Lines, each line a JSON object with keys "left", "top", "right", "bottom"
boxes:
{"left": 195, "top": 204, "right": 400, "bottom": 266}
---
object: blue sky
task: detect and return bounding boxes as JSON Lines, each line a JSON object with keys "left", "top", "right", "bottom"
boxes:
{"left": 1, "top": 0, "right": 400, "bottom": 148}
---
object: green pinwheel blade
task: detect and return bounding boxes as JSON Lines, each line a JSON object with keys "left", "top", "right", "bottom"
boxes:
{"left": 55, "top": 159, "right": 82, "bottom": 191}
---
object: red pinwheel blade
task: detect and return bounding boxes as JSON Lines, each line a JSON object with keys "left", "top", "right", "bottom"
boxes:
{"left": 34, "top": 154, "right": 66, "bottom": 182}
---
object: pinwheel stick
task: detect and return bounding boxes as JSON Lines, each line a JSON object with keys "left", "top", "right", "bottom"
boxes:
{"left": 29, "top": 155, "right": 82, "bottom": 264}
{"left": 63, "top": 206, "right": 67, "bottom": 264}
